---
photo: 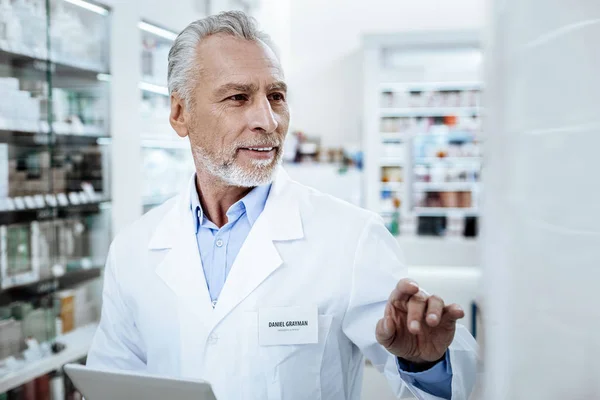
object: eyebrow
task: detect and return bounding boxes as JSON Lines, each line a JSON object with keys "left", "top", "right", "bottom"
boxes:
{"left": 213, "top": 83, "right": 259, "bottom": 98}
{"left": 213, "top": 81, "right": 288, "bottom": 98}
{"left": 268, "top": 81, "right": 288, "bottom": 93}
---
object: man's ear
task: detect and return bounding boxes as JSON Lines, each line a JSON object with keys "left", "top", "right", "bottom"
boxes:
{"left": 170, "top": 93, "right": 189, "bottom": 138}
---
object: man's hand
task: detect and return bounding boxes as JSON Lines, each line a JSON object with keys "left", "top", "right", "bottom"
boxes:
{"left": 376, "top": 278, "right": 465, "bottom": 365}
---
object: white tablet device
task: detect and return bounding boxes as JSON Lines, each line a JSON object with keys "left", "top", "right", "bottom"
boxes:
{"left": 64, "top": 363, "right": 217, "bottom": 400}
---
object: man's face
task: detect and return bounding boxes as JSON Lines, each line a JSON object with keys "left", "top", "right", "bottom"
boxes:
{"left": 182, "top": 34, "right": 289, "bottom": 187}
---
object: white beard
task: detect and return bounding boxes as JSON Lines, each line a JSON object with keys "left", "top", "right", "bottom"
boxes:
{"left": 193, "top": 146, "right": 282, "bottom": 187}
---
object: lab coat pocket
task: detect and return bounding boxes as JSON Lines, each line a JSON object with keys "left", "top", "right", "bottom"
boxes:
{"left": 260, "top": 314, "right": 333, "bottom": 400}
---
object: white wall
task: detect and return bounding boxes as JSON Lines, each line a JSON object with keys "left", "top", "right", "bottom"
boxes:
{"left": 284, "top": 0, "right": 485, "bottom": 147}
{"left": 483, "top": 0, "right": 600, "bottom": 398}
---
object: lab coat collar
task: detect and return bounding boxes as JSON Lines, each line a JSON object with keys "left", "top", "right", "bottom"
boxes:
{"left": 148, "top": 166, "right": 301, "bottom": 250}
{"left": 150, "top": 166, "right": 304, "bottom": 326}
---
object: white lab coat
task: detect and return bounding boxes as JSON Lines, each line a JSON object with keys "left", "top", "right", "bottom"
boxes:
{"left": 87, "top": 167, "right": 478, "bottom": 399}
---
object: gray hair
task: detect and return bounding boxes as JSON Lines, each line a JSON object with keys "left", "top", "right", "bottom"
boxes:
{"left": 167, "top": 11, "right": 275, "bottom": 105}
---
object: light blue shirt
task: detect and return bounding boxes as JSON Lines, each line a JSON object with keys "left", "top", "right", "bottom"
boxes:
{"left": 190, "top": 179, "right": 452, "bottom": 398}
{"left": 190, "top": 180, "right": 271, "bottom": 304}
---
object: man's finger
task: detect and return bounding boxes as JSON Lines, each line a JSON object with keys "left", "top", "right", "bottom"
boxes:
{"left": 375, "top": 316, "right": 395, "bottom": 347}
{"left": 440, "top": 304, "right": 465, "bottom": 326}
{"left": 406, "top": 291, "right": 427, "bottom": 334}
{"left": 425, "top": 295, "right": 445, "bottom": 327}
{"left": 389, "top": 279, "right": 420, "bottom": 311}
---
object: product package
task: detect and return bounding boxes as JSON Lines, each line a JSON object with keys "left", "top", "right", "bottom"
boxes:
{"left": 21, "top": 307, "right": 55, "bottom": 344}
{"left": 33, "top": 221, "right": 57, "bottom": 281}
{"left": 72, "top": 284, "right": 97, "bottom": 328}
{"left": 34, "top": 374, "right": 50, "bottom": 400}
{"left": 0, "top": 144, "right": 8, "bottom": 198}
{"left": 0, "top": 318, "right": 24, "bottom": 359}
{"left": 57, "top": 291, "right": 74, "bottom": 334}
{"left": 0, "top": 224, "right": 40, "bottom": 289}
{"left": 58, "top": 218, "right": 90, "bottom": 271}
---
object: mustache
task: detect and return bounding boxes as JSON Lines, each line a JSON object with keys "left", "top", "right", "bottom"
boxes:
{"left": 235, "top": 138, "right": 281, "bottom": 149}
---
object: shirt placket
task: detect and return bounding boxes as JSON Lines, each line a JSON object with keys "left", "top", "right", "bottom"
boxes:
{"left": 210, "top": 220, "right": 236, "bottom": 307}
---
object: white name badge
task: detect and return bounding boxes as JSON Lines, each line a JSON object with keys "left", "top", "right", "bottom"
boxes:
{"left": 258, "top": 306, "right": 318, "bottom": 346}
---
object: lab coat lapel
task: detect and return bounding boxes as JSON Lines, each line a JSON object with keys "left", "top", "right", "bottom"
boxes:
{"left": 211, "top": 167, "right": 304, "bottom": 327}
{"left": 150, "top": 176, "right": 213, "bottom": 320}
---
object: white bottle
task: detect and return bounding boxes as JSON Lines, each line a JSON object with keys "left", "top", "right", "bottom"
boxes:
{"left": 69, "top": 9, "right": 87, "bottom": 62}
{"left": 50, "top": 371, "right": 66, "bottom": 400}
{"left": 50, "top": 2, "right": 69, "bottom": 61}
{"left": 0, "top": 0, "right": 12, "bottom": 43}
{"left": 30, "top": 0, "right": 46, "bottom": 57}
{"left": 0, "top": 0, "right": 22, "bottom": 49}
{"left": 12, "top": 0, "right": 33, "bottom": 53}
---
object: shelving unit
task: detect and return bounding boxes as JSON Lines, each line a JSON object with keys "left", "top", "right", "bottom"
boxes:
{"left": 0, "top": 1, "right": 111, "bottom": 394}
{"left": 363, "top": 32, "right": 483, "bottom": 239}
{"left": 138, "top": 21, "right": 195, "bottom": 213}
{"left": 0, "top": 323, "right": 97, "bottom": 394}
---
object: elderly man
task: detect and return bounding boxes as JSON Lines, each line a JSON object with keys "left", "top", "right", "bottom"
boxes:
{"left": 87, "top": 11, "right": 477, "bottom": 399}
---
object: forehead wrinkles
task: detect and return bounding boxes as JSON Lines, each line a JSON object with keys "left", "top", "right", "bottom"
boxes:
{"left": 197, "top": 42, "right": 283, "bottom": 78}
{"left": 212, "top": 64, "right": 284, "bottom": 86}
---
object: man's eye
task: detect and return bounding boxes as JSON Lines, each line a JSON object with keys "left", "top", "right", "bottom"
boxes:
{"left": 269, "top": 93, "right": 285, "bottom": 102}
{"left": 228, "top": 94, "right": 247, "bottom": 101}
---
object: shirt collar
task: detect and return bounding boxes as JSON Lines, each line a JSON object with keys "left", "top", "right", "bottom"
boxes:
{"left": 240, "top": 183, "right": 271, "bottom": 226}
{"left": 190, "top": 175, "right": 271, "bottom": 232}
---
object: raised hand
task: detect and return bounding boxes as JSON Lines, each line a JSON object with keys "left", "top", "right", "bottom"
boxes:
{"left": 375, "top": 279, "right": 464, "bottom": 364}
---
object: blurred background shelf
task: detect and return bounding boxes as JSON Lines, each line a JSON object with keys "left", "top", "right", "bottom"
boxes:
{"left": 0, "top": 46, "right": 109, "bottom": 77}
{"left": 0, "top": 267, "right": 103, "bottom": 306}
{"left": 379, "top": 158, "right": 404, "bottom": 167}
{"left": 0, "top": 323, "right": 98, "bottom": 394}
{"left": 380, "top": 182, "right": 404, "bottom": 192}
{"left": 380, "top": 132, "right": 407, "bottom": 142}
{"left": 380, "top": 81, "right": 483, "bottom": 92}
{"left": 364, "top": 32, "right": 483, "bottom": 241}
{"left": 380, "top": 107, "right": 482, "bottom": 118}
{"left": 0, "top": 129, "right": 109, "bottom": 146}
{"left": 0, "top": 199, "right": 111, "bottom": 226}
{"left": 414, "top": 156, "right": 482, "bottom": 165}
{"left": 414, "top": 207, "right": 479, "bottom": 217}
{"left": 139, "top": 20, "right": 195, "bottom": 214}
{"left": 413, "top": 182, "right": 479, "bottom": 191}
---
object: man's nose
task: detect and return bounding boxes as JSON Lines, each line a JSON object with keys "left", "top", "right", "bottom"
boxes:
{"left": 248, "top": 97, "right": 278, "bottom": 133}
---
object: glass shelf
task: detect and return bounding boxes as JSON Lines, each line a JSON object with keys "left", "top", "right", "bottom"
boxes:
{"left": 0, "top": 0, "right": 112, "bottom": 369}
{"left": 139, "top": 21, "right": 194, "bottom": 213}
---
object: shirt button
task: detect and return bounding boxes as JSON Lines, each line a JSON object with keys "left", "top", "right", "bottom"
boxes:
{"left": 208, "top": 333, "right": 219, "bottom": 345}
{"left": 216, "top": 239, "right": 224, "bottom": 247}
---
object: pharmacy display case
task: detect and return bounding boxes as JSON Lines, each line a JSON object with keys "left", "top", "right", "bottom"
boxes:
{"left": 0, "top": 0, "right": 111, "bottom": 394}
{"left": 363, "top": 32, "right": 483, "bottom": 238}
{"left": 138, "top": 21, "right": 194, "bottom": 212}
